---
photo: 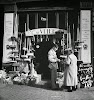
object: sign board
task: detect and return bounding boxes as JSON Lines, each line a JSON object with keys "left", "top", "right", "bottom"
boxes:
{"left": 25, "top": 28, "right": 66, "bottom": 36}
{"left": 80, "top": 10, "right": 91, "bottom": 63}
{"left": 3, "top": 13, "right": 14, "bottom": 63}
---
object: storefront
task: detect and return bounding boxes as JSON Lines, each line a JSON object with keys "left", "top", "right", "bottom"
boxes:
{"left": 1, "top": 1, "right": 94, "bottom": 85}
{"left": 2, "top": 1, "right": 78, "bottom": 75}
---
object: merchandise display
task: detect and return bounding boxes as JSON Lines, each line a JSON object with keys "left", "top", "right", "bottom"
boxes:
{"left": 2, "top": 29, "right": 93, "bottom": 88}
{"left": 78, "top": 63, "right": 93, "bottom": 88}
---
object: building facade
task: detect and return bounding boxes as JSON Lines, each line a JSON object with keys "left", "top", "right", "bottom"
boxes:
{"left": 0, "top": 1, "right": 94, "bottom": 79}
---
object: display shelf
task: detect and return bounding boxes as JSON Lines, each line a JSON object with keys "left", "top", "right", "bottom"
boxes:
{"left": 75, "top": 46, "right": 82, "bottom": 49}
{"left": 74, "top": 41, "right": 83, "bottom": 60}
{"left": 7, "top": 36, "right": 20, "bottom": 72}
{"left": 8, "top": 45, "right": 16, "bottom": 49}
{"left": 24, "top": 58, "right": 31, "bottom": 62}
{"left": 11, "top": 50, "right": 19, "bottom": 53}
{"left": 21, "top": 55, "right": 28, "bottom": 59}
{"left": 9, "top": 60, "right": 17, "bottom": 63}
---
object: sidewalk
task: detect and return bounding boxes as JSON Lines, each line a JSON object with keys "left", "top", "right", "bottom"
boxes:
{"left": 0, "top": 80, "right": 94, "bottom": 100}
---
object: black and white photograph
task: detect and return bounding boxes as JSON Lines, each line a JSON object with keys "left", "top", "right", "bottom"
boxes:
{"left": 0, "top": 0, "right": 94, "bottom": 100}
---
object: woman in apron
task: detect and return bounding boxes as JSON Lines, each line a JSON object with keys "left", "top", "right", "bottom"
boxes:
{"left": 64, "top": 48, "right": 78, "bottom": 92}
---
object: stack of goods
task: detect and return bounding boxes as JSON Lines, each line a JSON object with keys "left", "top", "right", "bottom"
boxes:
{"left": 56, "top": 72, "right": 64, "bottom": 88}
{"left": 0, "top": 70, "right": 13, "bottom": 84}
{"left": 78, "top": 63, "right": 93, "bottom": 88}
{"left": 12, "top": 71, "right": 38, "bottom": 86}
{"left": 12, "top": 57, "right": 38, "bottom": 86}
{"left": 0, "top": 67, "right": 38, "bottom": 86}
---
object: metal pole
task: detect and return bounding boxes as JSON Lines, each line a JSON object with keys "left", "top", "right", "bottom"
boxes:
{"left": 73, "top": 23, "right": 74, "bottom": 50}
{"left": 66, "top": 12, "right": 69, "bottom": 48}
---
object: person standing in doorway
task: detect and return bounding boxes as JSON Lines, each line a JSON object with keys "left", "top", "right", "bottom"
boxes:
{"left": 48, "top": 44, "right": 60, "bottom": 90}
{"left": 64, "top": 48, "right": 78, "bottom": 92}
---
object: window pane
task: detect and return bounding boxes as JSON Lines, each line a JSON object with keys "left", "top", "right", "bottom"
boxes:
{"left": 38, "top": 12, "right": 46, "bottom": 28}
{"left": 18, "top": 13, "right": 27, "bottom": 32}
{"left": 48, "top": 12, "right": 56, "bottom": 28}
{"left": 29, "top": 13, "right": 35, "bottom": 30}
{"left": 59, "top": 12, "right": 66, "bottom": 29}
{"left": 68, "top": 10, "right": 78, "bottom": 41}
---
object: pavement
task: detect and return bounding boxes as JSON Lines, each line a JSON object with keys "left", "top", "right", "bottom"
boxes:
{"left": 0, "top": 80, "right": 94, "bottom": 100}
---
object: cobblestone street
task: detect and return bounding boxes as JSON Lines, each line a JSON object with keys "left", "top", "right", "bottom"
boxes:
{"left": 0, "top": 80, "right": 94, "bottom": 100}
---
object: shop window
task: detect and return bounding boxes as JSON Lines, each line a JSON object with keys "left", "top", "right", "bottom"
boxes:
{"left": 38, "top": 12, "right": 46, "bottom": 28}
{"left": 59, "top": 12, "right": 66, "bottom": 29}
{"left": 48, "top": 12, "right": 56, "bottom": 28}
{"left": 68, "top": 11, "right": 74, "bottom": 27}
{"left": 18, "top": 13, "right": 27, "bottom": 32}
{"left": 29, "top": 13, "right": 35, "bottom": 30}
{"left": 68, "top": 10, "right": 78, "bottom": 41}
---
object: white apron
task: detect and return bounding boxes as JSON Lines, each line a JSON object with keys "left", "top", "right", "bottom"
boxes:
{"left": 64, "top": 54, "right": 78, "bottom": 86}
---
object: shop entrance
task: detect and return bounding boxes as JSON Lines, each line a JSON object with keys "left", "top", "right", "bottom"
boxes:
{"left": 24, "top": 28, "right": 67, "bottom": 79}
{"left": 17, "top": 8, "right": 78, "bottom": 79}
{"left": 34, "top": 38, "right": 54, "bottom": 79}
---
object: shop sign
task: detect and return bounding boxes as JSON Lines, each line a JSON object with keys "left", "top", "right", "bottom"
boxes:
{"left": 3, "top": 13, "right": 14, "bottom": 63}
{"left": 80, "top": 10, "right": 91, "bottom": 63}
{"left": 25, "top": 28, "right": 66, "bottom": 36}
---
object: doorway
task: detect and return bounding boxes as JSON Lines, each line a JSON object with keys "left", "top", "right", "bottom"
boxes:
{"left": 34, "top": 35, "right": 57, "bottom": 79}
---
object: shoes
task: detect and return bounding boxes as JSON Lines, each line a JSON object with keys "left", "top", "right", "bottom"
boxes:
{"left": 72, "top": 87, "right": 77, "bottom": 91}
{"left": 67, "top": 89, "right": 72, "bottom": 92}
{"left": 67, "top": 86, "right": 72, "bottom": 92}
{"left": 67, "top": 88, "right": 77, "bottom": 92}
{"left": 72, "top": 88, "right": 76, "bottom": 91}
